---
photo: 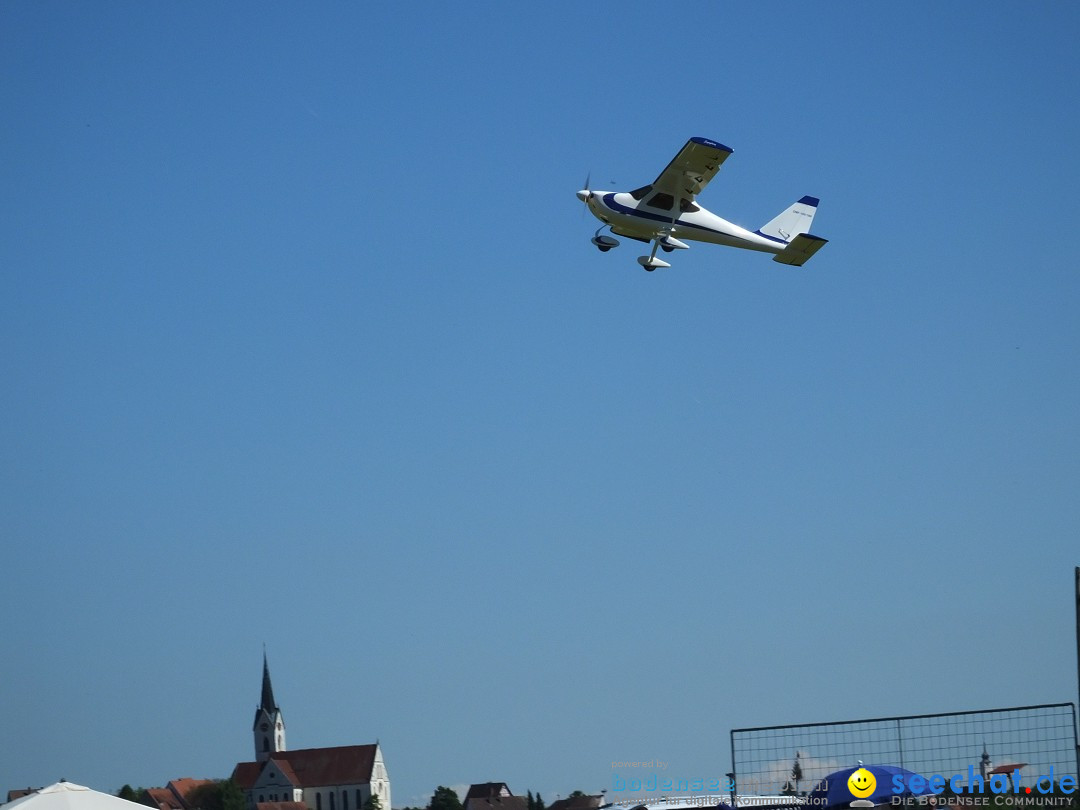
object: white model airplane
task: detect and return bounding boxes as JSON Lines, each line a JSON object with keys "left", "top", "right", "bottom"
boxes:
{"left": 577, "top": 136, "right": 827, "bottom": 270}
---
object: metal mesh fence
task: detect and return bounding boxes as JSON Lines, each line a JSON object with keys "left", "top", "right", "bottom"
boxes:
{"left": 730, "top": 703, "right": 1078, "bottom": 796}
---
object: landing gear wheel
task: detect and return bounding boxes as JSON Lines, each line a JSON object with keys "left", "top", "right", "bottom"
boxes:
{"left": 591, "top": 229, "right": 621, "bottom": 252}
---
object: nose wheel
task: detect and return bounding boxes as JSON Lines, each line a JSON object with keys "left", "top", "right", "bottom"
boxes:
{"left": 591, "top": 226, "right": 620, "bottom": 252}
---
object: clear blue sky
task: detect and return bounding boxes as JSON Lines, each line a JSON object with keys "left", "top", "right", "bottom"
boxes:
{"left": 2, "top": 1, "right": 1079, "bottom": 806}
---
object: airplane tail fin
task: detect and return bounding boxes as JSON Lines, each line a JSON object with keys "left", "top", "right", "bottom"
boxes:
{"left": 757, "top": 196, "right": 819, "bottom": 243}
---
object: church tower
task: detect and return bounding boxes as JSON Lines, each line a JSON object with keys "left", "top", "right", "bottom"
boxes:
{"left": 253, "top": 653, "right": 286, "bottom": 762}
{"left": 979, "top": 745, "right": 992, "bottom": 781}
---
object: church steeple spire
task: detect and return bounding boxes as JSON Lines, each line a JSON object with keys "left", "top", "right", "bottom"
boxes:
{"left": 253, "top": 652, "right": 285, "bottom": 762}
{"left": 261, "top": 652, "right": 278, "bottom": 712}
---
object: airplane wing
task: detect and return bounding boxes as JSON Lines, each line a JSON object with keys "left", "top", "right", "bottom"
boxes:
{"left": 651, "top": 137, "right": 733, "bottom": 202}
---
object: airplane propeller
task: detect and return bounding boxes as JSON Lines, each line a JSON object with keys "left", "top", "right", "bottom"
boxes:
{"left": 576, "top": 172, "right": 592, "bottom": 217}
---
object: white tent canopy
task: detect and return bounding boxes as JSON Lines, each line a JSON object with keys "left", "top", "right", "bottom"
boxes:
{"left": 6, "top": 783, "right": 147, "bottom": 810}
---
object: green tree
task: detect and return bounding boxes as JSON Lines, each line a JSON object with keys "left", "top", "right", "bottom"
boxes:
{"left": 363, "top": 794, "right": 383, "bottom": 810}
{"left": 118, "top": 787, "right": 139, "bottom": 803}
{"left": 428, "top": 787, "right": 462, "bottom": 810}
{"left": 221, "top": 780, "right": 245, "bottom": 810}
{"left": 534, "top": 794, "right": 545, "bottom": 810}
{"left": 180, "top": 779, "right": 245, "bottom": 810}
{"left": 117, "top": 786, "right": 151, "bottom": 806}
{"left": 185, "top": 782, "right": 224, "bottom": 810}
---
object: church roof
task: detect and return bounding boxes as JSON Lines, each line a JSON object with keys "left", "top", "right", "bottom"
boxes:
{"left": 233, "top": 745, "right": 379, "bottom": 790}
{"left": 233, "top": 763, "right": 263, "bottom": 790}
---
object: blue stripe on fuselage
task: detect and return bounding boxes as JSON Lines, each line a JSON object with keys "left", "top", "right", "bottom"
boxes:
{"left": 600, "top": 193, "right": 717, "bottom": 234}
{"left": 601, "top": 193, "right": 748, "bottom": 241}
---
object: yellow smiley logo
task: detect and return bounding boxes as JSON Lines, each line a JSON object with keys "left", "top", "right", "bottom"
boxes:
{"left": 847, "top": 768, "right": 877, "bottom": 799}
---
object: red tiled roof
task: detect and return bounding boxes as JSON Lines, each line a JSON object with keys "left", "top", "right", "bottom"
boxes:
{"left": 989, "top": 764, "right": 1027, "bottom": 775}
{"left": 168, "top": 780, "right": 214, "bottom": 803}
{"left": 145, "top": 788, "right": 183, "bottom": 810}
{"left": 7, "top": 790, "right": 41, "bottom": 803}
{"left": 233, "top": 745, "right": 378, "bottom": 789}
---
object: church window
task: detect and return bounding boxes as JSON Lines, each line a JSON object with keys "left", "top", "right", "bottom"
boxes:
{"left": 263, "top": 737, "right": 270, "bottom": 752}
{"left": 343, "top": 792, "right": 348, "bottom": 810}
{"left": 356, "top": 791, "right": 362, "bottom": 807}
{"left": 316, "top": 794, "right": 322, "bottom": 810}
{"left": 330, "top": 793, "right": 336, "bottom": 810}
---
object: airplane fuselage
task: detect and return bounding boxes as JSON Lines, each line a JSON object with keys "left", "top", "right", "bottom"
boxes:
{"left": 587, "top": 191, "right": 787, "bottom": 256}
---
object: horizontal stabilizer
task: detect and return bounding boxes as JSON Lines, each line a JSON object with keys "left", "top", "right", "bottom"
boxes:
{"left": 773, "top": 233, "right": 828, "bottom": 266}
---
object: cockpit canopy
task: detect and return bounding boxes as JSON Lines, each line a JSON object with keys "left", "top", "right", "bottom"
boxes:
{"left": 629, "top": 185, "right": 699, "bottom": 212}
